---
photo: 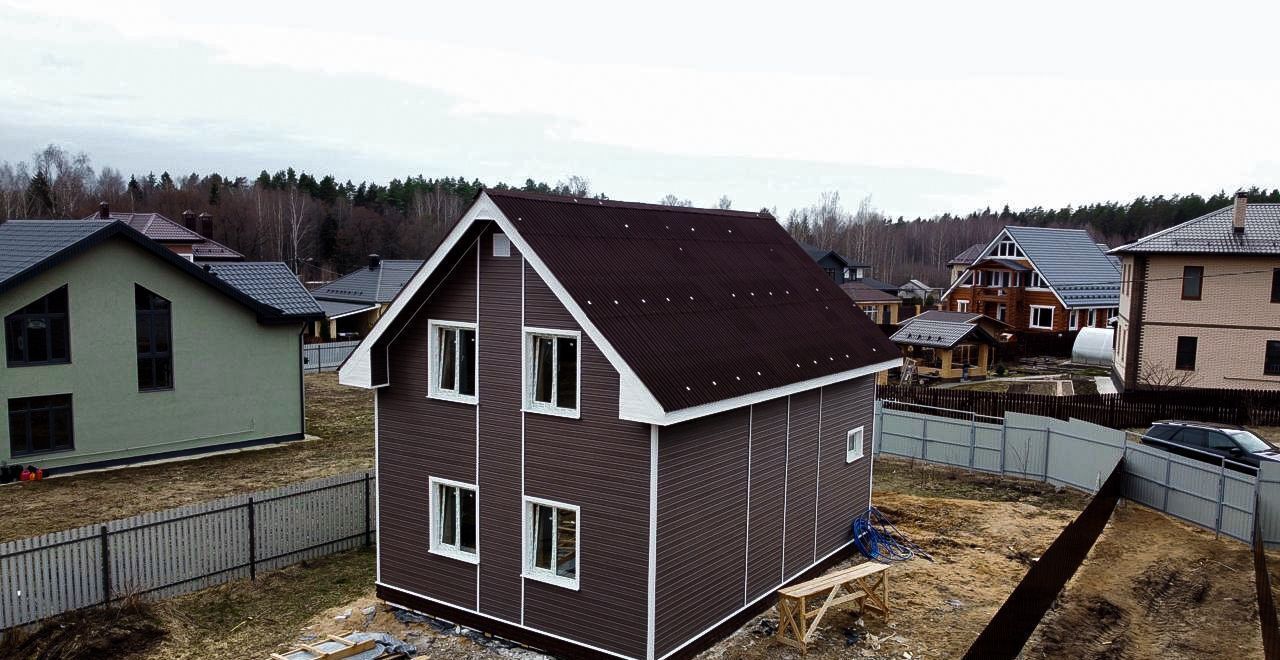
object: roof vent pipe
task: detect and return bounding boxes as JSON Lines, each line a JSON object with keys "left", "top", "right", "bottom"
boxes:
{"left": 98, "top": 201, "right": 110, "bottom": 219}
{"left": 1233, "top": 192, "right": 1247, "bottom": 233}
{"left": 369, "top": 254, "right": 382, "bottom": 270}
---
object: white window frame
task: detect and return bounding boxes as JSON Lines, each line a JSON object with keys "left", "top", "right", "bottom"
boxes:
{"left": 862, "top": 306, "right": 878, "bottom": 322}
{"left": 1088, "top": 309, "right": 1098, "bottom": 327}
{"left": 1027, "top": 271, "right": 1050, "bottom": 290}
{"left": 493, "top": 233, "right": 511, "bottom": 257}
{"left": 956, "top": 300, "right": 969, "bottom": 313}
{"left": 846, "top": 426, "right": 865, "bottom": 463}
{"left": 428, "top": 476, "right": 479, "bottom": 564}
{"left": 1030, "top": 305, "right": 1055, "bottom": 330}
{"left": 522, "top": 327, "right": 582, "bottom": 418}
{"left": 522, "top": 495, "right": 581, "bottom": 591}
{"left": 995, "top": 303, "right": 1007, "bottom": 322}
{"left": 1068, "top": 310, "right": 1079, "bottom": 330}
{"left": 427, "top": 319, "right": 478, "bottom": 404}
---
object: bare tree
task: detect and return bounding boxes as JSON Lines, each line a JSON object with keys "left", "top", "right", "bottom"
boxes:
{"left": 659, "top": 194, "right": 692, "bottom": 207}
{"left": 0, "top": 161, "right": 31, "bottom": 220}
{"left": 716, "top": 195, "right": 732, "bottom": 210}
{"left": 1137, "top": 359, "right": 1198, "bottom": 389}
{"left": 554, "top": 175, "right": 591, "bottom": 198}
{"left": 31, "top": 144, "right": 95, "bottom": 218}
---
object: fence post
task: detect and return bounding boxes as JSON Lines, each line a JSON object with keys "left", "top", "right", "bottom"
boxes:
{"left": 247, "top": 497, "right": 257, "bottom": 580}
{"left": 968, "top": 412, "right": 978, "bottom": 470}
{"left": 921, "top": 417, "right": 929, "bottom": 462}
{"left": 1216, "top": 460, "right": 1227, "bottom": 540}
{"left": 100, "top": 525, "right": 111, "bottom": 606}
{"left": 363, "top": 470, "right": 373, "bottom": 550}
{"left": 1043, "top": 427, "right": 1052, "bottom": 483}
{"left": 1162, "top": 456, "right": 1172, "bottom": 512}
{"left": 999, "top": 422, "right": 1007, "bottom": 476}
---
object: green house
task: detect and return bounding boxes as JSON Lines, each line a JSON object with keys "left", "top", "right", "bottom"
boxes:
{"left": 1, "top": 220, "right": 322, "bottom": 475}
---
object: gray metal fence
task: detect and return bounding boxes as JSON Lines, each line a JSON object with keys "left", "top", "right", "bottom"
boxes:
{"left": 875, "top": 400, "right": 1261, "bottom": 543}
{"left": 0, "top": 471, "right": 375, "bottom": 630}
{"left": 302, "top": 340, "right": 360, "bottom": 374}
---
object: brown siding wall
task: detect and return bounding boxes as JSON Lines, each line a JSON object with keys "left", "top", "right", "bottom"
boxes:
{"left": 377, "top": 238, "right": 650, "bottom": 659}
{"left": 654, "top": 378, "right": 875, "bottom": 658}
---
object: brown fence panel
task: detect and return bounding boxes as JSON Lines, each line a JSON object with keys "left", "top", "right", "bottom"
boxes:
{"left": 961, "top": 459, "right": 1125, "bottom": 660}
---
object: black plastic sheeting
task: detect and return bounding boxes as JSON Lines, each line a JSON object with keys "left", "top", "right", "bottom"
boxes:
{"left": 962, "top": 459, "right": 1125, "bottom": 660}
{"left": 1252, "top": 494, "right": 1280, "bottom": 660}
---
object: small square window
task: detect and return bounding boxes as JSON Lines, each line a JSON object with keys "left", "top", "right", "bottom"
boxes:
{"left": 523, "top": 497, "right": 579, "bottom": 590}
{"left": 524, "top": 328, "right": 580, "bottom": 417}
{"left": 428, "top": 320, "right": 477, "bottom": 404}
{"left": 429, "top": 477, "right": 478, "bottom": 563}
{"left": 846, "top": 426, "right": 865, "bottom": 463}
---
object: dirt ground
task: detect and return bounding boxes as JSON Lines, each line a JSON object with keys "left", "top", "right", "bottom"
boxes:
{"left": 0, "top": 374, "right": 371, "bottom": 542}
{"left": 111, "top": 458, "right": 1263, "bottom": 660}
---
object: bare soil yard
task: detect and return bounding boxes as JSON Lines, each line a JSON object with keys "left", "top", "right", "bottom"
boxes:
{"left": 70, "top": 458, "right": 1259, "bottom": 660}
{"left": 0, "top": 374, "right": 372, "bottom": 543}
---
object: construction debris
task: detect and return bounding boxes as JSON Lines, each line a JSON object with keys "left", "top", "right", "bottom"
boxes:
{"left": 272, "top": 631, "right": 415, "bottom": 660}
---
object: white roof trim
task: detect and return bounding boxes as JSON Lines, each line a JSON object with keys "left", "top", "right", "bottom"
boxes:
{"left": 325, "top": 303, "right": 379, "bottom": 320}
{"left": 940, "top": 227, "right": 1068, "bottom": 308}
{"left": 341, "top": 192, "right": 899, "bottom": 425}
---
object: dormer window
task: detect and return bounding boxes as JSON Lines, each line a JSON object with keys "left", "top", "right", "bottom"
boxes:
{"left": 428, "top": 320, "right": 477, "bottom": 404}
{"left": 994, "top": 239, "right": 1022, "bottom": 258}
{"left": 524, "top": 328, "right": 580, "bottom": 417}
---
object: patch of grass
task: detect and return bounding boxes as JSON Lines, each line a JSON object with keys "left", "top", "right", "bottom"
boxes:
{"left": 144, "top": 548, "right": 375, "bottom": 660}
{"left": 0, "top": 374, "right": 372, "bottom": 543}
{"left": 872, "top": 455, "right": 1091, "bottom": 510}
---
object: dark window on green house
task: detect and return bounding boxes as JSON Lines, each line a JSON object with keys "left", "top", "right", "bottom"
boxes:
{"left": 8, "top": 394, "right": 73, "bottom": 456}
{"left": 1175, "top": 336, "right": 1198, "bottom": 371}
{"left": 135, "top": 285, "right": 173, "bottom": 391}
{"left": 4, "top": 286, "right": 70, "bottom": 366}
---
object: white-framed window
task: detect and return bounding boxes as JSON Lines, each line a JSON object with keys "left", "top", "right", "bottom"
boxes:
{"left": 1068, "top": 310, "right": 1079, "bottom": 330}
{"left": 846, "top": 426, "right": 865, "bottom": 463}
{"left": 988, "top": 271, "right": 1012, "bottom": 288}
{"left": 493, "top": 233, "right": 511, "bottom": 257}
{"left": 523, "top": 496, "right": 579, "bottom": 590}
{"left": 428, "top": 320, "right": 477, "bottom": 404}
{"left": 995, "top": 303, "right": 1007, "bottom": 322}
{"left": 863, "top": 306, "right": 878, "bottom": 322}
{"left": 1030, "top": 305, "right": 1055, "bottom": 329}
{"left": 995, "top": 239, "right": 1022, "bottom": 258}
{"left": 956, "top": 300, "right": 969, "bottom": 313}
{"left": 1088, "top": 309, "right": 1098, "bottom": 327}
{"left": 523, "top": 328, "right": 581, "bottom": 417}
{"left": 1027, "top": 271, "right": 1049, "bottom": 289}
{"left": 428, "top": 477, "right": 478, "bottom": 564}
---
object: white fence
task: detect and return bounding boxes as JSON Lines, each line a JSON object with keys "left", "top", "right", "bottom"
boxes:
{"left": 0, "top": 471, "right": 375, "bottom": 631}
{"left": 875, "top": 401, "right": 1261, "bottom": 543}
{"left": 302, "top": 340, "right": 360, "bottom": 373}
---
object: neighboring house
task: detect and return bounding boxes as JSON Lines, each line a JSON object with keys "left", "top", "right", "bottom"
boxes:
{"left": 1, "top": 220, "right": 321, "bottom": 473}
{"left": 897, "top": 278, "right": 935, "bottom": 302}
{"left": 946, "top": 243, "right": 985, "bottom": 284}
{"left": 1111, "top": 193, "right": 1280, "bottom": 391}
{"left": 306, "top": 255, "right": 424, "bottom": 342}
{"left": 840, "top": 280, "right": 901, "bottom": 324}
{"left": 339, "top": 190, "right": 900, "bottom": 660}
{"left": 799, "top": 241, "right": 897, "bottom": 293}
{"left": 83, "top": 203, "right": 243, "bottom": 262}
{"left": 941, "top": 226, "right": 1120, "bottom": 335}
{"left": 890, "top": 310, "right": 1008, "bottom": 381}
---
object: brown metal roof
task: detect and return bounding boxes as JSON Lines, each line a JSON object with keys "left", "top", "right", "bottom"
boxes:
{"left": 838, "top": 280, "right": 900, "bottom": 303}
{"left": 486, "top": 190, "right": 900, "bottom": 412}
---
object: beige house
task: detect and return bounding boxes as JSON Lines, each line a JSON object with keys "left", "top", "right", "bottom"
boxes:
{"left": 839, "top": 280, "right": 901, "bottom": 324}
{"left": 1112, "top": 193, "right": 1280, "bottom": 391}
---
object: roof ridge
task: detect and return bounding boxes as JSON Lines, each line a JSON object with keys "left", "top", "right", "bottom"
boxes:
{"left": 1114, "top": 204, "right": 1229, "bottom": 251}
{"left": 484, "top": 188, "right": 774, "bottom": 220}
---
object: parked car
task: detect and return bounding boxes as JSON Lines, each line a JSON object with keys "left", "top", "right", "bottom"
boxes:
{"left": 1140, "top": 420, "right": 1280, "bottom": 473}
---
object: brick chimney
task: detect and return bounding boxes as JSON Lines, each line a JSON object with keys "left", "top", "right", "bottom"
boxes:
{"left": 368, "top": 254, "right": 382, "bottom": 270}
{"left": 198, "top": 212, "right": 213, "bottom": 238}
{"left": 1233, "top": 192, "right": 1247, "bottom": 233}
{"left": 181, "top": 210, "right": 196, "bottom": 230}
{"left": 98, "top": 201, "right": 110, "bottom": 219}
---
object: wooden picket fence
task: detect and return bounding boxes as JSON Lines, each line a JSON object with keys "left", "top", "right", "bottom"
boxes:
{"left": 877, "top": 384, "right": 1280, "bottom": 428}
{"left": 0, "top": 471, "right": 375, "bottom": 631}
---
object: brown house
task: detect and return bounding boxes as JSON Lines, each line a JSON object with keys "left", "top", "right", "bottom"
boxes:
{"left": 339, "top": 190, "right": 900, "bottom": 659}
{"left": 941, "top": 226, "right": 1120, "bottom": 335}
{"left": 1112, "top": 194, "right": 1280, "bottom": 391}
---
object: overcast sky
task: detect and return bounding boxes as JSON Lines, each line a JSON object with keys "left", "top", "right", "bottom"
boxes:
{"left": 3, "top": 1, "right": 1279, "bottom": 218}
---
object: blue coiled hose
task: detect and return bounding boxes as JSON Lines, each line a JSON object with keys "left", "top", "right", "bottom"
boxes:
{"left": 851, "top": 506, "right": 932, "bottom": 563}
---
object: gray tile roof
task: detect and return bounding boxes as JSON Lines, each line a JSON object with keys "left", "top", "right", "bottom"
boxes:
{"left": 82, "top": 212, "right": 245, "bottom": 260}
{"left": 890, "top": 318, "right": 981, "bottom": 349}
{"left": 316, "top": 299, "right": 379, "bottom": 319}
{"left": 947, "top": 243, "right": 985, "bottom": 265}
{"left": 1112, "top": 203, "right": 1280, "bottom": 255}
{"left": 914, "top": 309, "right": 982, "bottom": 323}
{"left": 1005, "top": 226, "right": 1120, "bottom": 308}
{"left": 206, "top": 263, "right": 323, "bottom": 317}
{"left": 0, "top": 221, "right": 110, "bottom": 286}
{"left": 311, "top": 260, "right": 424, "bottom": 304}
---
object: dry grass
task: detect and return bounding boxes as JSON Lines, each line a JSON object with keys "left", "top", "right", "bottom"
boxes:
{"left": 0, "top": 374, "right": 372, "bottom": 543}
{"left": 0, "top": 595, "right": 166, "bottom": 660}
